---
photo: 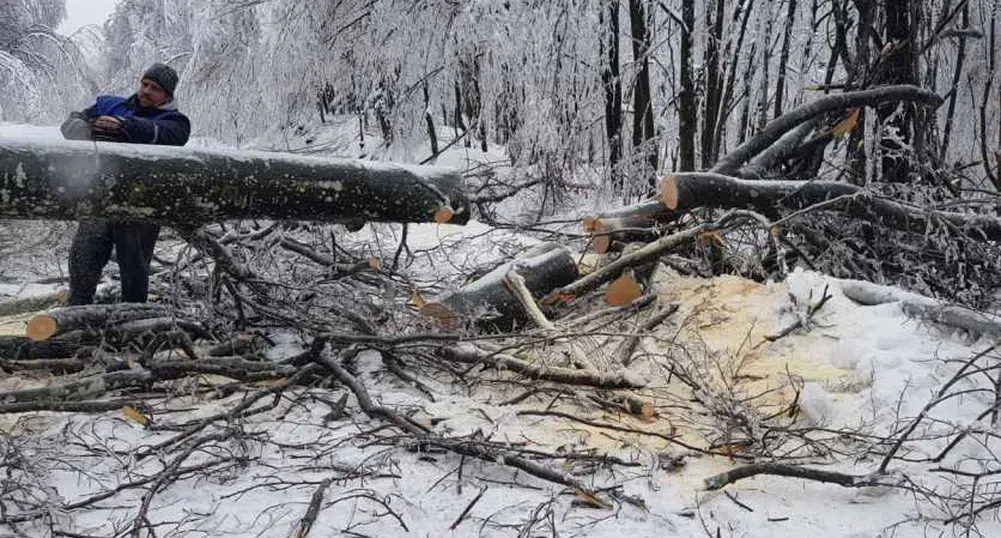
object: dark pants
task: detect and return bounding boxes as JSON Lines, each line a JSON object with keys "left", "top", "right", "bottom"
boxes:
{"left": 68, "top": 219, "right": 160, "bottom": 305}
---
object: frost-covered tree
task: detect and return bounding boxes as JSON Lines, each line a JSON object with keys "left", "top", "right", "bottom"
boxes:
{"left": 0, "top": 0, "right": 93, "bottom": 123}
{"left": 103, "top": 0, "right": 192, "bottom": 96}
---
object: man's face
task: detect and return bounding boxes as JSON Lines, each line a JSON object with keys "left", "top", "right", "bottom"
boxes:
{"left": 138, "top": 78, "right": 169, "bottom": 108}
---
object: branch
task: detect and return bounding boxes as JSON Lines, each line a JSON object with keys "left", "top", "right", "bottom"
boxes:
{"left": 703, "top": 462, "right": 879, "bottom": 490}
{"left": 439, "top": 344, "right": 646, "bottom": 389}
{"left": 712, "top": 85, "right": 943, "bottom": 175}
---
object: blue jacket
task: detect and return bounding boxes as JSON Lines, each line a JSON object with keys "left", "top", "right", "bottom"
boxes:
{"left": 60, "top": 94, "right": 190, "bottom": 146}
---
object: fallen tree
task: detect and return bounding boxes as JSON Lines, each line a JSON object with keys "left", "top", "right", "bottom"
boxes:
{"left": 711, "top": 85, "right": 943, "bottom": 176}
{"left": 660, "top": 173, "right": 1001, "bottom": 241}
{"left": 0, "top": 136, "right": 470, "bottom": 226}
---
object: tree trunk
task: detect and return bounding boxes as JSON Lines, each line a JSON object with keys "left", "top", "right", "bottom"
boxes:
{"left": 423, "top": 83, "right": 439, "bottom": 157}
{"left": 420, "top": 243, "right": 579, "bottom": 331}
{"left": 877, "top": 0, "right": 917, "bottom": 183}
{"left": 774, "top": 0, "right": 798, "bottom": 118}
{"left": 601, "top": 0, "right": 624, "bottom": 187}
{"left": 701, "top": 0, "right": 726, "bottom": 168}
{"left": 714, "top": 0, "right": 755, "bottom": 164}
{"left": 0, "top": 137, "right": 470, "bottom": 226}
{"left": 679, "top": 0, "right": 696, "bottom": 171}
{"left": 938, "top": 3, "right": 968, "bottom": 162}
{"left": 629, "top": 0, "right": 658, "bottom": 189}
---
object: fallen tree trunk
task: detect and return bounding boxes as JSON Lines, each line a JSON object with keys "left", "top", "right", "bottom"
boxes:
{"left": 712, "top": 85, "right": 943, "bottom": 175}
{"left": 588, "top": 216, "right": 662, "bottom": 254}
{"left": 26, "top": 303, "right": 175, "bottom": 342}
{"left": 0, "top": 358, "right": 298, "bottom": 404}
{"left": 838, "top": 279, "right": 1001, "bottom": 339}
{"left": 660, "top": 173, "right": 1001, "bottom": 241}
{"left": 420, "top": 242, "right": 579, "bottom": 329}
{"left": 0, "top": 136, "right": 470, "bottom": 226}
{"left": 582, "top": 199, "right": 674, "bottom": 233}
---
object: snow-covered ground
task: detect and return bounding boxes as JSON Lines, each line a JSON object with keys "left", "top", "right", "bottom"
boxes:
{"left": 3, "top": 121, "right": 1001, "bottom": 537}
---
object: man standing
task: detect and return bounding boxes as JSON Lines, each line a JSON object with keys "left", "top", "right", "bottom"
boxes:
{"left": 61, "top": 63, "right": 191, "bottom": 305}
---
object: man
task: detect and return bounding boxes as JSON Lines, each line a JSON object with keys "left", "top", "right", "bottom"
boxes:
{"left": 61, "top": 63, "right": 191, "bottom": 305}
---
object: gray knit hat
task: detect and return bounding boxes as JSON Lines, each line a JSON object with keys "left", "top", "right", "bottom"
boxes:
{"left": 142, "top": 63, "right": 179, "bottom": 97}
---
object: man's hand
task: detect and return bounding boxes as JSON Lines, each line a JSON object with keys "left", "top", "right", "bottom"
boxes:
{"left": 91, "top": 115, "right": 123, "bottom": 132}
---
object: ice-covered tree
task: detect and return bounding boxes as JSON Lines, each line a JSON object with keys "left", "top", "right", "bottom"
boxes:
{"left": 0, "top": 0, "right": 93, "bottom": 123}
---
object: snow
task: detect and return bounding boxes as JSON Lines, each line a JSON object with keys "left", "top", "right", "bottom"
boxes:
{"left": 4, "top": 234, "right": 1001, "bottom": 537}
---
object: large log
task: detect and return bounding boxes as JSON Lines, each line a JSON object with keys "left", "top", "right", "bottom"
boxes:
{"left": 0, "top": 136, "right": 470, "bottom": 226}
{"left": 420, "top": 242, "right": 579, "bottom": 330}
{"left": 660, "top": 173, "right": 1001, "bottom": 241}
{"left": 25, "top": 303, "right": 174, "bottom": 342}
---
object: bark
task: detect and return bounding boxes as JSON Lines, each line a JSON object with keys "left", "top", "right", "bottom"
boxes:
{"left": 604, "top": 243, "right": 660, "bottom": 307}
{"left": 420, "top": 243, "right": 579, "bottom": 330}
{"left": 711, "top": 85, "right": 943, "bottom": 176}
{"left": 0, "top": 136, "right": 470, "bottom": 226}
{"left": 678, "top": 0, "right": 696, "bottom": 171}
{"left": 660, "top": 172, "right": 1001, "bottom": 241}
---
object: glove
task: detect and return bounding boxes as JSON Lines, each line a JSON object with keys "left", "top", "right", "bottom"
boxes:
{"left": 60, "top": 117, "right": 92, "bottom": 141}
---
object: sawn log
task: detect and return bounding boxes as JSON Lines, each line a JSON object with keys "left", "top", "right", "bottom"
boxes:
{"left": 0, "top": 136, "right": 470, "bottom": 226}
{"left": 420, "top": 242, "right": 579, "bottom": 329}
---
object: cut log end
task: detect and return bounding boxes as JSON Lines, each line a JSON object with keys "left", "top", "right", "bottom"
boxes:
{"left": 419, "top": 302, "right": 454, "bottom": 320}
{"left": 418, "top": 302, "right": 461, "bottom": 330}
{"left": 592, "top": 221, "right": 612, "bottom": 254}
{"left": 660, "top": 175, "right": 679, "bottom": 210}
{"left": 26, "top": 315, "right": 58, "bottom": 342}
{"left": 367, "top": 258, "right": 383, "bottom": 271}
{"left": 434, "top": 207, "right": 455, "bottom": 224}
{"left": 606, "top": 272, "right": 644, "bottom": 307}
{"left": 582, "top": 216, "right": 598, "bottom": 232}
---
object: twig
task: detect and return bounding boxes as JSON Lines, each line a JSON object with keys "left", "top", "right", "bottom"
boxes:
{"left": 617, "top": 301, "right": 680, "bottom": 366}
{"left": 293, "top": 477, "right": 334, "bottom": 538}
{"left": 723, "top": 490, "right": 754, "bottom": 512}
{"left": 449, "top": 485, "right": 487, "bottom": 530}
